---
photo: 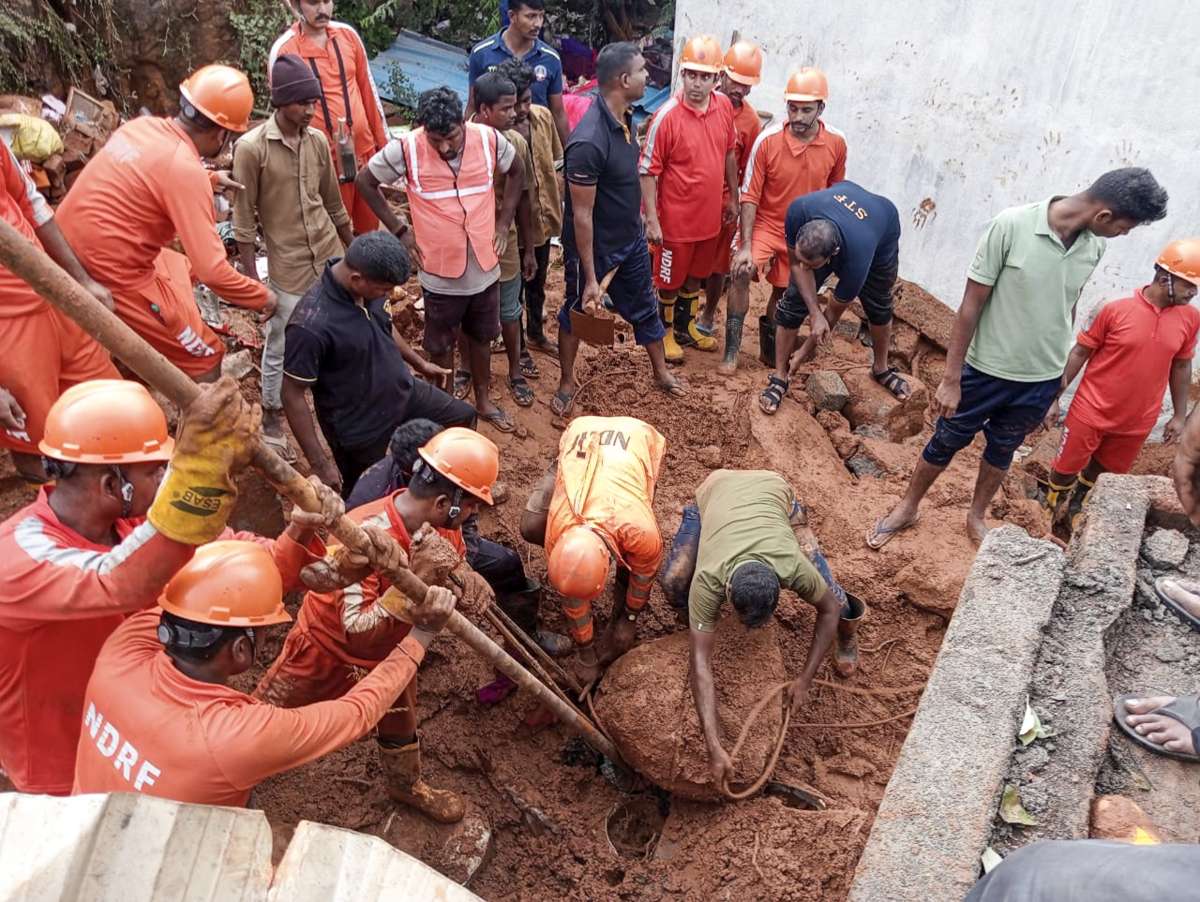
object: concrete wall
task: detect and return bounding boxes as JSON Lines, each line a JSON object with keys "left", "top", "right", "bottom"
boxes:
{"left": 671, "top": 0, "right": 1200, "bottom": 321}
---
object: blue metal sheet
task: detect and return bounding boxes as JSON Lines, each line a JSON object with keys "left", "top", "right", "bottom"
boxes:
{"left": 369, "top": 29, "right": 471, "bottom": 105}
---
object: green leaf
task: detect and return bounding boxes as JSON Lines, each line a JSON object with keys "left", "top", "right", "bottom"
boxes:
{"left": 999, "top": 784, "right": 1038, "bottom": 826}
{"left": 981, "top": 846, "right": 1003, "bottom": 874}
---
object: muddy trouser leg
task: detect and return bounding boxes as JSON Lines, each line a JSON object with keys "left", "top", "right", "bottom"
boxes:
{"left": 524, "top": 242, "right": 552, "bottom": 342}
{"left": 469, "top": 537, "right": 539, "bottom": 634}
{"left": 377, "top": 678, "right": 419, "bottom": 745}
{"left": 810, "top": 549, "right": 854, "bottom": 617}
{"left": 658, "top": 503, "right": 702, "bottom": 608}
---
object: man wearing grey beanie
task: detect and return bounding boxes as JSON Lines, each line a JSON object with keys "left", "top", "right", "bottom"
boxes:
{"left": 232, "top": 53, "right": 354, "bottom": 459}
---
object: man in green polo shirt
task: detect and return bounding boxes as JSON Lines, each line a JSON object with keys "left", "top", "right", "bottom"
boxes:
{"left": 658, "top": 468, "right": 864, "bottom": 786}
{"left": 868, "top": 168, "right": 1168, "bottom": 549}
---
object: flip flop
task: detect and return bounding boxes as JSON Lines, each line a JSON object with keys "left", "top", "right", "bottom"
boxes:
{"left": 1155, "top": 576, "right": 1200, "bottom": 633}
{"left": 479, "top": 407, "right": 516, "bottom": 433}
{"left": 550, "top": 387, "right": 577, "bottom": 417}
{"left": 655, "top": 378, "right": 689, "bottom": 399}
{"left": 695, "top": 319, "right": 716, "bottom": 338}
{"left": 1114, "top": 693, "right": 1200, "bottom": 762}
{"left": 865, "top": 512, "right": 921, "bottom": 550}
{"left": 508, "top": 376, "right": 535, "bottom": 408}
{"left": 452, "top": 369, "right": 472, "bottom": 400}
{"left": 519, "top": 350, "right": 540, "bottom": 380}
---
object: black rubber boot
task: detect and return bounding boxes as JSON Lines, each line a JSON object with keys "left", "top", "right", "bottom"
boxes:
{"left": 758, "top": 314, "right": 776, "bottom": 366}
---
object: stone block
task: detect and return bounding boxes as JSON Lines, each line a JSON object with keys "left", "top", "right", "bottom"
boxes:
{"left": 843, "top": 371, "right": 928, "bottom": 442}
{"left": 887, "top": 321, "right": 922, "bottom": 368}
{"left": 807, "top": 370, "right": 850, "bottom": 411}
{"left": 892, "top": 280, "right": 955, "bottom": 350}
{"left": 1142, "top": 528, "right": 1189, "bottom": 569}
{"left": 848, "top": 528, "right": 1065, "bottom": 902}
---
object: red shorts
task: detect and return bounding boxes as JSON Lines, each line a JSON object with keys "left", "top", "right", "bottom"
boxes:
{"left": 254, "top": 624, "right": 417, "bottom": 740}
{"left": 651, "top": 234, "right": 722, "bottom": 291}
{"left": 0, "top": 305, "right": 118, "bottom": 453}
{"left": 1052, "top": 411, "right": 1149, "bottom": 475}
{"left": 114, "top": 249, "right": 224, "bottom": 378}
{"left": 709, "top": 221, "right": 740, "bottom": 276}
{"left": 748, "top": 224, "right": 791, "bottom": 289}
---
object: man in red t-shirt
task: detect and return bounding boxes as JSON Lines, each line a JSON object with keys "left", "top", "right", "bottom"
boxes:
{"left": 724, "top": 67, "right": 847, "bottom": 374}
{"left": 696, "top": 40, "right": 764, "bottom": 343}
{"left": 639, "top": 34, "right": 738, "bottom": 364}
{"left": 1045, "top": 239, "right": 1200, "bottom": 524}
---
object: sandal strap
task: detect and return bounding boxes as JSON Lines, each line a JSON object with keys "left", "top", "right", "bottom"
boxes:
{"left": 1157, "top": 694, "right": 1200, "bottom": 731}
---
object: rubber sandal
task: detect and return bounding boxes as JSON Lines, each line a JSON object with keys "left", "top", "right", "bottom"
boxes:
{"left": 479, "top": 407, "right": 516, "bottom": 433}
{"left": 759, "top": 375, "right": 788, "bottom": 415}
{"left": 519, "top": 350, "right": 540, "bottom": 380}
{"left": 655, "top": 378, "right": 689, "bottom": 399}
{"left": 550, "top": 387, "right": 577, "bottom": 417}
{"left": 527, "top": 334, "right": 558, "bottom": 354}
{"left": 1155, "top": 576, "right": 1200, "bottom": 633}
{"left": 695, "top": 319, "right": 716, "bottom": 338}
{"left": 452, "top": 369, "right": 472, "bottom": 400}
{"left": 865, "top": 512, "right": 921, "bottom": 550}
{"left": 1114, "top": 693, "right": 1200, "bottom": 762}
{"left": 508, "top": 376, "right": 535, "bottom": 408}
{"left": 490, "top": 335, "right": 505, "bottom": 354}
{"left": 871, "top": 366, "right": 911, "bottom": 400}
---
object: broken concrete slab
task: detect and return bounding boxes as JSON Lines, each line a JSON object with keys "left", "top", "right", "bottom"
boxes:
{"left": 1142, "top": 528, "right": 1189, "bottom": 569}
{"left": 848, "top": 527, "right": 1064, "bottom": 902}
{"left": 807, "top": 370, "right": 850, "bottom": 411}
{"left": 843, "top": 371, "right": 929, "bottom": 442}
{"left": 891, "top": 281, "right": 955, "bottom": 350}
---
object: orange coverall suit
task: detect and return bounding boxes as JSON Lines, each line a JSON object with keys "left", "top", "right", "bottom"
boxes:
{"left": 73, "top": 605, "right": 424, "bottom": 806}
{"left": 269, "top": 21, "right": 389, "bottom": 234}
{"left": 0, "top": 486, "right": 319, "bottom": 795}
{"left": 545, "top": 416, "right": 665, "bottom": 644}
{"left": 55, "top": 117, "right": 270, "bottom": 377}
{"left": 255, "top": 489, "right": 465, "bottom": 743}
{"left": 0, "top": 142, "right": 117, "bottom": 454}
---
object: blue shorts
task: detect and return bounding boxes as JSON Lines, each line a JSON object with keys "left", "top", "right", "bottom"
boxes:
{"left": 559, "top": 237, "right": 666, "bottom": 346}
{"left": 923, "top": 363, "right": 1059, "bottom": 470}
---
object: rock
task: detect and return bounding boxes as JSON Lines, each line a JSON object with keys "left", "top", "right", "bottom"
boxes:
{"left": 853, "top": 423, "right": 889, "bottom": 441}
{"left": 1154, "top": 638, "right": 1187, "bottom": 663}
{"left": 887, "top": 322, "right": 922, "bottom": 368}
{"left": 847, "top": 455, "right": 883, "bottom": 478}
{"left": 843, "top": 371, "right": 929, "bottom": 442}
{"left": 697, "top": 445, "right": 723, "bottom": 468}
{"left": 913, "top": 345, "right": 947, "bottom": 392}
{"left": 807, "top": 370, "right": 850, "bottom": 411}
{"left": 892, "top": 280, "right": 955, "bottom": 349}
{"left": 1142, "top": 528, "right": 1189, "bottom": 569}
{"left": 594, "top": 619, "right": 787, "bottom": 800}
{"left": 895, "top": 556, "right": 969, "bottom": 617}
{"left": 221, "top": 349, "right": 254, "bottom": 381}
{"left": 1089, "top": 795, "right": 1161, "bottom": 843}
{"left": 833, "top": 315, "right": 862, "bottom": 340}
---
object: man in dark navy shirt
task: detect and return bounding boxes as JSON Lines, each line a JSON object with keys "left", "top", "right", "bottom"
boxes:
{"left": 282, "top": 232, "right": 475, "bottom": 498}
{"left": 468, "top": 0, "right": 568, "bottom": 143}
{"left": 552, "top": 42, "right": 688, "bottom": 416}
{"left": 760, "top": 180, "right": 906, "bottom": 414}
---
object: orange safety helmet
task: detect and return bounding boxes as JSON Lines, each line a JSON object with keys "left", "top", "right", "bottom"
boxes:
{"left": 547, "top": 525, "right": 610, "bottom": 601}
{"left": 679, "top": 35, "right": 724, "bottom": 74}
{"left": 785, "top": 67, "right": 829, "bottom": 102}
{"left": 158, "top": 541, "right": 291, "bottom": 627}
{"left": 179, "top": 64, "right": 254, "bottom": 133}
{"left": 417, "top": 427, "right": 500, "bottom": 505}
{"left": 1157, "top": 238, "right": 1200, "bottom": 286}
{"left": 39, "top": 380, "right": 175, "bottom": 464}
{"left": 724, "top": 40, "right": 763, "bottom": 86}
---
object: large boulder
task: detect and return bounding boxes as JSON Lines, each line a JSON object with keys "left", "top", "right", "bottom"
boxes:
{"left": 594, "top": 618, "right": 787, "bottom": 800}
{"left": 843, "top": 370, "right": 929, "bottom": 442}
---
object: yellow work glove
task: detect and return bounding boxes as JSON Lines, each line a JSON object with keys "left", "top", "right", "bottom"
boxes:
{"left": 148, "top": 377, "right": 260, "bottom": 545}
{"left": 378, "top": 583, "right": 457, "bottom": 633}
{"left": 410, "top": 524, "right": 494, "bottom": 617}
{"left": 300, "top": 524, "right": 408, "bottom": 593}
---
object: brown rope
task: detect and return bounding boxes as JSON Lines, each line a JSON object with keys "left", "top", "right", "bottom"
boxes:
{"left": 720, "top": 682, "right": 792, "bottom": 801}
{"left": 795, "top": 708, "right": 918, "bottom": 730}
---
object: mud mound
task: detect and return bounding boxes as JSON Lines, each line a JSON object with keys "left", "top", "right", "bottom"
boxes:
{"left": 595, "top": 618, "right": 786, "bottom": 800}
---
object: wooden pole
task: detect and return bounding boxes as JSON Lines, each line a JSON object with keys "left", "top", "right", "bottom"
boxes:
{"left": 0, "top": 217, "right": 620, "bottom": 763}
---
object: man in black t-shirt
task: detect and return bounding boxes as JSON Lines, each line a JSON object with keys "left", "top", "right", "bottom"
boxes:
{"left": 282, "top": 232, "right": 475, "bottom": 498}
{"left": 760, "top": 181, "right": 906, "bottom": 415}
{"left": 552, "top": 42, "right": 688, "bottom": 416}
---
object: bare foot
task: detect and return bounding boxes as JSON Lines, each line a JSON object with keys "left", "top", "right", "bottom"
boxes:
{"left": 966, "top": 513, "right": 991, "bottom": 547}
{"left": 1159, "top": 578, "right": 1200, "bottom": 621}
{"left": 716, "top": 357, "right": 738, "bottom": 376}
{"left": 1124, "top": 695, "right": 1197, "bottom": 755}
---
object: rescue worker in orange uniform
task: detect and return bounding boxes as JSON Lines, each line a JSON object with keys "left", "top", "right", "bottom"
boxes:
{"left": 73, "top": 541, "right": 457, "bottom": 806}
{"left": 639, "top": 35, "right": 739, "bottom": 363}
{"left": 520, "top": 415, "right": 666, "bottom": 683}
{"left": 255, "top": 428, "right": 500, "bottom": 823}
{"left": 0, "top": 378, "right": 338, "bottom": 795}
{"left": 696, "top": 41, "right": 764, "bottom": 363}
{"left": 270, "top": 0, "right": 389, "bottom": 234}
{"left": 56, "top": 65, "right": 275, "bottom": 382}
{"left": 726, "top": 67, "right": 848, "bottom": 372}
{"left": 0, "top": 140, "right": 118, "bottom": 482}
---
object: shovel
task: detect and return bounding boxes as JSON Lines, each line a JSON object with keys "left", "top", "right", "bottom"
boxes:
{"left": 570, "top": 267, "right": 618, "bottom": 346}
